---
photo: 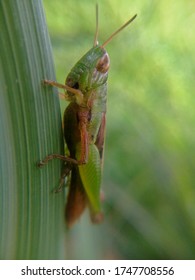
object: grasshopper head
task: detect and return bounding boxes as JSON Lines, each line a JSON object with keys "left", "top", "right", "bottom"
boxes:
{"left": 65, "top": 45, "right": 110, "bottom": 101}
{"left": 64, "top": 7, "right": 137, "bottom": 105}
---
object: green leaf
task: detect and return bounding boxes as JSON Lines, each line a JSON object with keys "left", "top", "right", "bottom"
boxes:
{"left": 0, "top": 0, "right": 65, "bottom": 259}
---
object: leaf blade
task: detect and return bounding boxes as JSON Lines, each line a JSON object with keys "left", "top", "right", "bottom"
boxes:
{"left": 0, "top": 0, "right": 65, "bottom": 259}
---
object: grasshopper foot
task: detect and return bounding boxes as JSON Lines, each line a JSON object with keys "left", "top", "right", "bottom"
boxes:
{"left": 37, "top": 161, "right": 45, "bottom": 168}
{"left": 42, "top": 79, "right": 49, "bottom": 85}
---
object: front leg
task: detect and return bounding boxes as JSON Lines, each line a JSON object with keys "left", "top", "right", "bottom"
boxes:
{"left": 43, "top": 79, "right": 84, "bottom": 105}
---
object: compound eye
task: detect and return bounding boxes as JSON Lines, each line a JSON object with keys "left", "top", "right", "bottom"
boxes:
{"left": 96, "top": 53, "right": 110, "bottom": 73}
{"left": 66, "top": 77, "right": 79, "bottom": 89}
{"left": 72, "top": 82, "right": 79, "bottom": 89}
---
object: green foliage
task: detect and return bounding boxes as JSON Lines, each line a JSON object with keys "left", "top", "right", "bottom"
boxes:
{"left": 0, "top": 0, "right": 65, "bottom": 259}
{"left": 43, "top": 0, "right": 195, "bottom": 259}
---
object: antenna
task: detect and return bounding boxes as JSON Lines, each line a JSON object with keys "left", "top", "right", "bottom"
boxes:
{"left": 101, "top": 14, "right": 137, "bottom": 48}
{"left": 93, "top": 4, "right": 99, "bottom": 46}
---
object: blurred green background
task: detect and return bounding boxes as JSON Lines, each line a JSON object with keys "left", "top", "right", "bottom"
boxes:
{"left": 43, "top": 0, "right": 195, "bottom": 259}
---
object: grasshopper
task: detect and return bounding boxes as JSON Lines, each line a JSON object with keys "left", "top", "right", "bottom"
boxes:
{"left": 39, "top": 6, "right": 137, "bottom": 227}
